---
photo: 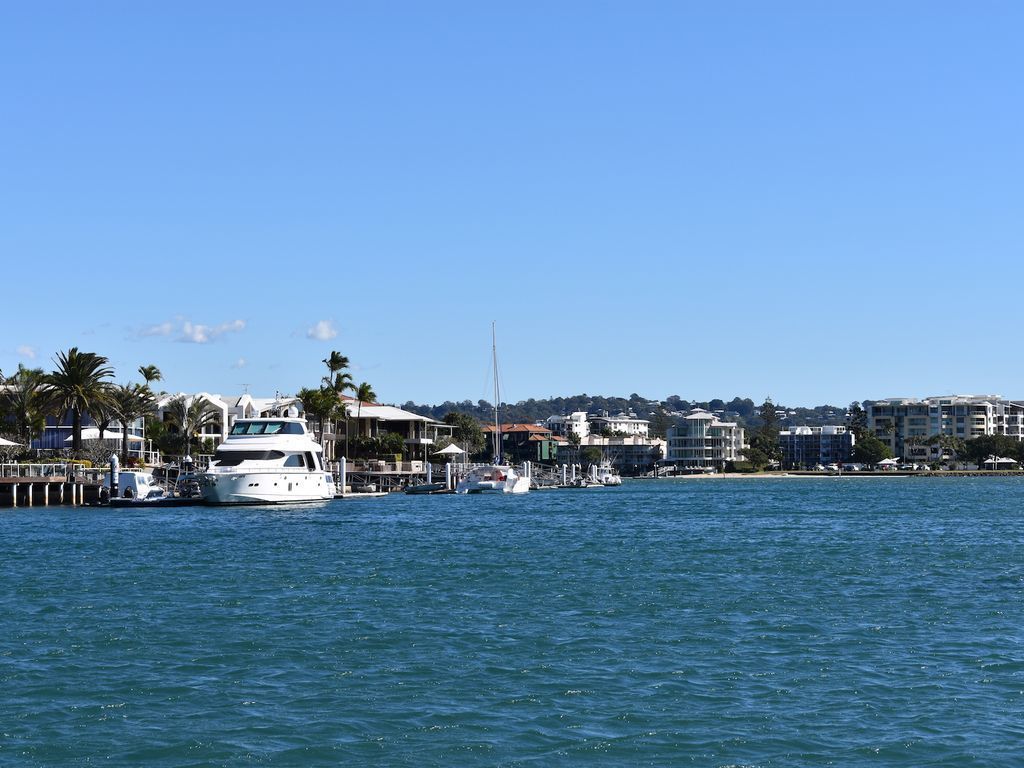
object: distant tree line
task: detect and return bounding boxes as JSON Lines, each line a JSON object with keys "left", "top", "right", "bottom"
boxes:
{"left": 400, "top": 392, "right": 849, "bottom": 436}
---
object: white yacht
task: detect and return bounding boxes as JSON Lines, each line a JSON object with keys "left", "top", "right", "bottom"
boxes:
{"left": 198, "top": 418, "right": 336, "bottom": 505}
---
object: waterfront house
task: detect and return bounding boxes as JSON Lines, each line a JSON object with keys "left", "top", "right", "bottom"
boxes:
{"left": 483, "top": 423, "right": 558, "bottom": 464}
{"left": 331, "top": 397, "right": 453, "bottom": 463}
{"left": 154, "top": 392, "right": 303, "bottom": 454}
{"left": 665, "top": 410, "right": 744, "bottom": 471}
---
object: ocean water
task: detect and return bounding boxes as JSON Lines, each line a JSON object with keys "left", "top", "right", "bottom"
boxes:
{"left": 3, "top": 477, "right": 1024, "bottom": 766}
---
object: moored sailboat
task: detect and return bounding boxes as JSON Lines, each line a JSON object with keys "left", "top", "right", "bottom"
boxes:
{"left": 456, "top": 324, "right": 530, "bottom": 495}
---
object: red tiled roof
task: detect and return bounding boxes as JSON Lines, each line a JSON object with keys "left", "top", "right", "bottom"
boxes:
{"left": 482, "top": 423, "right": 554, "bottom": 435}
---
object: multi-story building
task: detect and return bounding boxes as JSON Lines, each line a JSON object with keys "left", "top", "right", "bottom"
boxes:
{"left": 867, "top": 395, "right": 1024, "bottom": 458}
{"left": 665, "top": 410, "right": 744, "bottom": 470}
{"left": 545, "top": 412, "right": 590, "bottom": 440}
{"left": 779, "top": 425, "right": 855, "bottom": 469}
{"left": 589, "top": 411, "right": 650, "bottom": 437}
{"left": 567, "top": 434, "right": 665, "bottom": 474}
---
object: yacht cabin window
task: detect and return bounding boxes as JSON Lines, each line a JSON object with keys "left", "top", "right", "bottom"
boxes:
{"left": 212, "top": 449, "right": 286, "bottom": 466}
{"left": 229, "top": 421, "right": 304, "bottom": 436}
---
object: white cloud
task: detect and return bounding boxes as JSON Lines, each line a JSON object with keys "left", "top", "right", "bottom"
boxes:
{"left": 180, "top": 322, "right": 210, "bottom": 343}
{"left": 136, "top": 317, "right": 247, "bottom": 344}
{"left": 306, "top": 319, "right": 338, "bottom": 341}
{"left": 232, "top": 357, "right": 247, "bottom": 369}
{"left": 142, "top": 321, "right": 174, "bottom": 337}
{"left": 17, "top": 345, "right": 36, "bottom": 359}
{"left": 179, "top": 319, "right": 245, "bottom": 343}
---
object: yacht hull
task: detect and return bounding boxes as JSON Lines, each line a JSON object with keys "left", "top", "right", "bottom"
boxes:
{"left": 200, "top": 471, "right": 335, "bottom": 505}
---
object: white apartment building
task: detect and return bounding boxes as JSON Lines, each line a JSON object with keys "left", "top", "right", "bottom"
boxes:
{"left": 589, "top": 412, "right": 650, "bottom": 437}
{"left": 867, "top": 395, "right": 1024, "bottom": 458}
{"left": 545, "top": 411, "right": 591, "bottom": 439}
{"left": 665, "top": 410, "right": 744, "bottom": 470}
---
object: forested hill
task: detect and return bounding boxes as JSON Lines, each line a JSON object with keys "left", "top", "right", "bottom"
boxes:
{"left": 399, "top": 394, "right": 851, "bottom": 433}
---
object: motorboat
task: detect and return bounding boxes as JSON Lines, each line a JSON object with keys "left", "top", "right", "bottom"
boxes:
{"left": 592, "top": 460, "right": 623, "bottom": 486}
{"left": 456, "top": 464, "right": 530, "bottom": 494}
{"left": 103, "top": 470, "right": 167, "bottom": 500}
{"left": 198, "top": 417, "right": 336, "bottom": 504}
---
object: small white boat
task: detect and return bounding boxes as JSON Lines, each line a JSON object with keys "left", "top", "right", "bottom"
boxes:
{"left": 592, "top": 460, "right": 623, "bottom": 486}
{"left": 103, "top": 470, "right": 166, "bottom": 500}
{"left": 198, "top": 417, "right": 336, "bottom": 505}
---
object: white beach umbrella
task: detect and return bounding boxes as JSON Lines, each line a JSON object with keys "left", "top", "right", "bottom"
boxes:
{"left": 0, "top": 436, "right": 21, "bottom": 446}
{"left": 433, "top": 444, "right": 465, "bottom": 456}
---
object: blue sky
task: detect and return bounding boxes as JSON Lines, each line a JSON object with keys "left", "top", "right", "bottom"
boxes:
{"left": 3, "top": 3, "right": 1022, "bottom": 407}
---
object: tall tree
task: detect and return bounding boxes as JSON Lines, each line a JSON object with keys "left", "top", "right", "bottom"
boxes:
{"left": 297, "top": 387, "right": 338, "bottom": 441}
{"left": 138, "top": 365, "right": 163, "bottom": 388}
{"left": 112, "top": 383, "right": 157, "bottom": 461}
{"left": 42, "top": 348, "right": 115, "bottom": 453}
{"left": 165, "top": 395, "right": 220, "bottom": 458}
{"left": 322, "top": 351, "right": 355, "bottom": 393}
{"left": 852, "top": 433, "right": 893, "bottom": 465}
{"left": 963, "top": 434, "right": 1023, "bottom": 469}
{"left": 748, "top": 398, "right": 782, "bottom": 467}
{"left": 443, "top": 411, "right": 486, "bottom": 456}
{"left": 0, "top": 364, "right": 47, "bottom": 447}
{"left": 354, "top": 382, "right": 377, "bottom": 423}
{"left": 846, "top": 401, "right": 868, "bottom": 438}
{"left": 90, "top": 389, "right": 118, "bottom": 443}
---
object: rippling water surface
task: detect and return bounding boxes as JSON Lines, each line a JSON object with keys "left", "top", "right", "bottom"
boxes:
{"left": 4, "top": 477, "right": 1024, "bottom": 766}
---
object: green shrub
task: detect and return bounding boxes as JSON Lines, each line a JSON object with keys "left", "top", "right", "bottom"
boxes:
{"left": 727, "top": 460, "right": 757, "bottom": 473}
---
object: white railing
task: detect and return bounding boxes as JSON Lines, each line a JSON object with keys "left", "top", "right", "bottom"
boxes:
{"left": 0, "top": 463, "right": 77, "bottom": 479}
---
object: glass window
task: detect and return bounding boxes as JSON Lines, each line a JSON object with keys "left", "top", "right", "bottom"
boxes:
{"left": 212, "top": 450, "right": 285, "bottom": 466}
{"left": 283, "top": 454, "right": 304, "bottom": 467}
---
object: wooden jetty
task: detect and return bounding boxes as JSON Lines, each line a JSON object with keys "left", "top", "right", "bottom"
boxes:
{"left": 0, "top": 478, "right": 101, "bottom": 508}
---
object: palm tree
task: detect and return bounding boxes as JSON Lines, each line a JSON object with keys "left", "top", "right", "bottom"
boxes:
{"left": 42, "top": 348, "right": 115, "bottom": 453}
{"left": 138, "top": 365, "right": 163, "bottom": 388}
{"left": 352, "top": 381, "right": 378, "bottom": 462}
{"left": 354, "top": 381, "right": 377, "bottom": 424}
{"left": 165, "top": 395, "right": 220, "bottom": 458}
{"left": 296, "top": 387, "right": 337, "bottom": 443}
{"left": 322, "top": 351, "right": 349, "bottom": 388}
{"left": 0, "top": 364, "right": 47, "bottom": 446}
{"left": 90, "top": 388, "right": 118, "bottom": 443}
{"left": 322, "top": 351, "right": 356, "bottom": 394}
{"left": 112, "top": 383, "right": 157, "bottom": 461}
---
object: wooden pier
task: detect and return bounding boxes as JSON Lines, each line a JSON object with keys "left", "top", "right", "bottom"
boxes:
{"left": 0, "top": 478, "right": 102, "bottom": 508}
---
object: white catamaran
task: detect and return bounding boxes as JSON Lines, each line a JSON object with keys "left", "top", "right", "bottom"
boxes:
{"left": 456, "top": 324, "right": 530, "bottom": 494}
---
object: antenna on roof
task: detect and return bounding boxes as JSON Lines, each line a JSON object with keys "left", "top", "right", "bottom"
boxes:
{"left": 240, "top": 383, "right": 250, "bottom": 394}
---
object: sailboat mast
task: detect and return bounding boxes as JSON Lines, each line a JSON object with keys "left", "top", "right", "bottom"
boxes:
{"left": 492, "top": 321, "right": 501, "bottom": 463}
